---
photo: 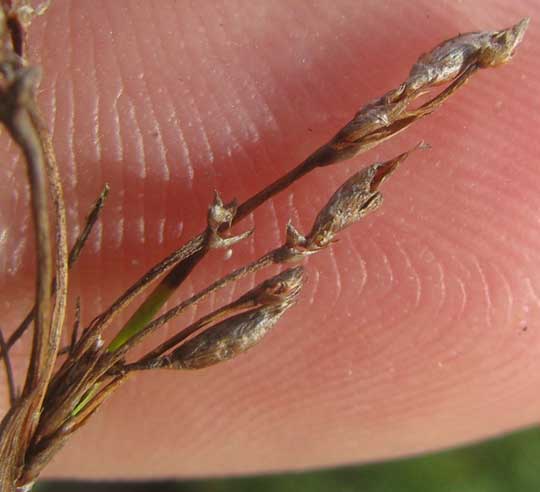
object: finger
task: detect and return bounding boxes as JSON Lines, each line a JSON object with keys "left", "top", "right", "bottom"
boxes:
{"left": 0, "top": 0, "right": 538, "bottom": 479}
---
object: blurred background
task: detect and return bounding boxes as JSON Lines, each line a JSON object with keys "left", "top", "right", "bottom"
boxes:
{"left": 37, "top": 425, "right": 540, "bottom": 492}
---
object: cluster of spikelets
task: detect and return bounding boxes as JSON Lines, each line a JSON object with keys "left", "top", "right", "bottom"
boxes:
{"left": 0, "top": 5, "right": 529, "bottom": 488}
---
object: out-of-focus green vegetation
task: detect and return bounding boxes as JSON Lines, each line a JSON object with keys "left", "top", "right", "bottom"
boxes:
{"left": 37, "top": 425, "right": 540, "bottom": 492}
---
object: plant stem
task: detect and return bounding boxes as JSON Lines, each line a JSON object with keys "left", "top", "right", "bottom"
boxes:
{"left": 1, "top": 185, "right": 109, "bottom": 360}
{"left": 0, "top": 327, "right": 16, "bottom": 405}
{"left": 107, "top": 247, "right": 207, "bottom": 352}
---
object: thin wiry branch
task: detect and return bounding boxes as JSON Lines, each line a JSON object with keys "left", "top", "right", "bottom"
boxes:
{"left": 69, "top": 297, "right": 81, "bottom": 357}
{"left": 0, "top": 67, "right": 53, "bottom": 400}
{"left": 0, "top": 47, "right": 53, "bottom": 491}
{"left": 71, "top": 233, "right": 207, "bottom": 357}
{"left": 1, "top": 184, "right": 109, "bottom": 361}
{"left": 67, "top": 185, "right": 110, "bottom": 266}
{"left": 25, "top": 98, "right": 69, "bottom": 433}
{"left": 0, "top": 327, "right": 16, "bottom": 406}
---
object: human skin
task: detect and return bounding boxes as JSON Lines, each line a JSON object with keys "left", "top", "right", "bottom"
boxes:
{"left": 0, "top": 0, "right": 539, "bottom": 480}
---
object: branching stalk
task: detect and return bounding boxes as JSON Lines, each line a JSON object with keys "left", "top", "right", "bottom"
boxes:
{"left": 0, "top": 15, "right": 529, "bottom": 490}
{"left": 77, "top": 18, "right": 530, "bottom": 360}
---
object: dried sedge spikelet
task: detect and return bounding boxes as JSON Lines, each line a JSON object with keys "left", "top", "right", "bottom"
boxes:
{"left": 476, "top": 17, "right": 530, "bottom": 67}
{"left": 309, "top": 146, "right": 422, "bottom": 251}
{"left": 304, "top": 159, "right": 396, "bottom": 250}
{"left": 274, "top": 146, "right": 422, "bottom": 262}
{"left": 165, "top": 267, "right": 305, "bottom": 369}
{"left": 407, "top": 17, "right": 530, "bottom": 92}
{"left": 323, "top": 18, "right": 529, "bottom": 161}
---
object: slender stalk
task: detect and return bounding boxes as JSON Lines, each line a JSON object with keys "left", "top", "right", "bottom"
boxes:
{"left": 0, "top": 62, "right": 54, "bottom": 488}
{"left": 109, "top": 252, "right": 275, "bottom": 363}
{"left": 25, "top": 106, "right": 69, "bottom": 430}
{"left": 7, "top": 104, "right": 52, "bottom": 399}
{"left": 69, "top": 298, "right": 81, "bottom": 357}
{"left": 73, "top": 233, "right": 206, "bottom": 357}
{"left": 107, "top": 247, "right": 208, "bottom": 353}
{"left": 0, "top": 327, "right": 16, "bottom": 406}
{"left": 133, "top": 296, "right": 258, "bottom": 368}
{"left": 1, "top": 184, "right": 109, "bottom": 360}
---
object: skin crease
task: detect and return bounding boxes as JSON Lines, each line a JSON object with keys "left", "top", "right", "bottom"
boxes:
{"left": 0, "top": 0, "right": 540, "bottom": 480}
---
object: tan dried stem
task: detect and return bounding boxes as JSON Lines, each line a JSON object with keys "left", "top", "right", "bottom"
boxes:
{"left": 0, "top": 10, "right": 54, "bottom": 489}
{"left": 1, "top": 184, "right": 109, "bottom": 361}
{"left": 0, "top": 5, "right": 67, "bottom": 488}
{"left": 68, "top": 297, "right": 81, "bottom": 357}
{"left": 19, "top": 375, "right": 126, "bottom": 486}
{"left": 26, "top": 89, "right": 68, "bottom": 430}
{"left": 0, "top": 389, "right": 37, "bottom": 490}
{"left": 0, "top": 327, "right": 16, "bottom": 405}
{"left": 0, "top": 62, "right": 51, "bottom": 396}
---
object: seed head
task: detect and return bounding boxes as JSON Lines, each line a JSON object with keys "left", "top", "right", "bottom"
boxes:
{"left": 167, "top": 267, "right": 305, "bottom": 369}
{"left": 305, "top": 148, "right": 419, "bottom": 250}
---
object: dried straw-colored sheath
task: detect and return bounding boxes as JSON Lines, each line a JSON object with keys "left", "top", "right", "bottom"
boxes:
{"left": 157, "top": 267, "right": 304, "bottom": 370}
